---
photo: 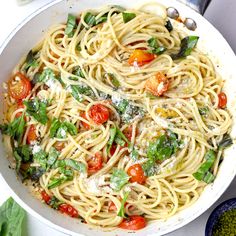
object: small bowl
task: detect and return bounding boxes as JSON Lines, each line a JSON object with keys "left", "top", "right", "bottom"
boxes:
{"left": 205, "top": 198, "right": 236, "bottom": 236}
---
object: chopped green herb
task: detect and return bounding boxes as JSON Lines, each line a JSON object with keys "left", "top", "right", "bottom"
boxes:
{"left": 171, "top": 36, "right": 199, "bottom": 60}
{"left": 199, "top": 107, "right": 209, "bottom": 116}
{"left": 76, "top": 43, "right": 82, "bottom": 52}
{"left": 48, "top": 196, "right": 62, "bottom": 209}
{"left": 38, "top": 68, "right": 55, "bottom": 83}
{"left": 72, "top": 66, "right": 85, "bottom": 78}
{"left": 84, "top": 12, "right": 96, "bottom": 26}
{"left": 14, "top": 145, "right": 32, "bottom": 163}
{"left": 117, "top": 191, "right": 129, "bottom": 218}
{"left": 107, "top": 73, "right": 120, "bottom": 88}
{"left": 24, "top": 98, "right": 48, "bottom": 125}
{"left": 96, "top": 15, "right": 108, "bottom": 25}
{"left": 218, "top": 134, "right": 233, "bottom": 149}
{"left": 22, "top": 166, "right": 45, "bottom": 181}
{"left": 122, "top": 12, "right": 136, "bottom": 23}
{"left": 47, "top": 175, "right": 72, "bottom": 189}
{"left": 47, "top": 147, "right": 60, "bottom": 168}
{"left": 69, "top": 83, "right": 94, "bottom": 102}
{"left": 147, "top": 37, "right": 166, "bottom": 55}
{"left": 65, "top": 14, "right": 77, "bottom": 37}
{"left": 55, "top": 159, "right": 86, "bottom": 173}
{"left": 165, "top": 19, "right": 173, "bottom": 32}
{"left": 142, "top": 159, "right": 157, "bottom": 177}
{"left": 24, "top": 50, "right": 38, "bottom": 70}
{"left": 110, "top": 169, "right": 130, "bottom": 191}
{"left": 13, "top": 150, "right": 22, "bottom": 172}
{"left": 107, "top": 127, "right": 117, "bottom": 153}
{"left": 130, "top": 148, "right": 139, "bottom": 160}
{"left": 0, "top": 197, "right": 25, "bottom": 236}
{"left": 33, "top": 148, "right": 48, "bottom": 170}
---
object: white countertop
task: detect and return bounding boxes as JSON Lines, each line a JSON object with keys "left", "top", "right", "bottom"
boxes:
{"left": 0, "top": 0, "right": 235, "bottom": 236}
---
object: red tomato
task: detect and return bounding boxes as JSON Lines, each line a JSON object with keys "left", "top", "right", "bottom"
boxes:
{"left": 58, "top": 203, "right": 79, "bottom": 218}
{"left": 123, "top": 126, "right": 134, "bottom": 141}
{"left": 8, "top": 72, "right": 31, "bottom": 100}
{"left": 81, "top": 112, "right": 90, "bottom": 130}
{"left": 15, "top": 102, "right": 25, "bottom": 119}
{"left": 128, "top": 49, "right": 155, "bottom": 67}
{"left": 88, "top": 152, "right": 103, "bottom": 174}
{"left": 110, "top": 144, "right": 118, "bottom": 156}
{"left": 54, "top": 141, "right": 65, "bottom": 151}
{"left": 41, "top": 190, "right": 51, "bottom": 204}
{"left": 119, "top": 215, "right": 146, "bottom": 230}
{"left": 145, "top": 72, "right": 169, "bottom": 96}
{"left": 27, "top": 125, "right": 37, "bottom": 144}
{"left": 218, "top": 92, "right": 227, "bottom": 109}
{"left": 127, "top": 164, "right": 146, "bottom": 184}
{"left": 89, "top": 104, "right": 109, "bottom": 124}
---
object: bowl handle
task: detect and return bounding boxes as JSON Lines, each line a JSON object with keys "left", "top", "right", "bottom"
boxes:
{"left": 177, "top": 0, "right": 212, "bottom": 15}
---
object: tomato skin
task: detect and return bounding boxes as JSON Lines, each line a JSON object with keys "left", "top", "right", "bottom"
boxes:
{"left": 145, "top": 72, "right": 169, "bottom": 97}
{"left": 8, "top": 72, "right": 31, "bottom": 100}
{"left": 128, "top": 49, "right": 155, "bottom": 67}
{"left": 218, "top": 92, "right": 227, "bottom": 109}
{"left": 89, "top": 104, "right": 109, "bottom": 124}
{"left": 119, "top": 215, "right": 146, "bottom": 230}
{"left": 58, "top": 203, "right": 79, "bottom": 218}
{"left": 27, "top": 125, "right": 37, "bottom": 144}
{"left": 41, "top": 190, "right": 51, "bottom": 204}
{"left": 54, "top": 141, "right": 65, "bottom": 151}
{"left": 127, "top": 164, "right": 146, "bottom": 184}
{"left": 88, "top": 152, "right": 103, "bottom": 174}
{"left": 110, "top": 144, "right": 118, "bottom": 156}
{"left": 81, "top": 112, "right": 90, "bottom": 130}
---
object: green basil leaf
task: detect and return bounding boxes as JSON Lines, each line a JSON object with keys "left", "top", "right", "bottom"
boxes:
{"left": 84, "top": 12, "right": 96, "bottom": 26}
{"left": 72, "top": 66, "right": 85, "bottom": 78}
{"left": 117, "top": 191, "right": 129, "bottom": 218}
{"left": 38, "top": 68, "right": 55, "bottom": 83}
{"left": 55, "top": 159, "right": 86, "bottom": 173}
{"left": 203, "top": 171, "right": 215, "bottom": 184}
{"left": 147, "top": 37, "right": 166, "bottom": 55}
{"left": 130, "top": 149, "right": 139, "bottom": 160}
{"left": 107, "top": 127, "right": 117, "bottom": 153}
{"left": 110, "top": 169, "right": 130, "bottom": 191}
{"left": 50, "top": 118, "right": 61, "bottom": 138}
{"left": 0, "top": 197, "right": 25, "bottom": 236}
{"left": 218, "top": 134, "right": 233, "bottom": 149}
{"left": 142, "top": 159, "right": 157, "bottom": 177}
{"left": 122, "top": 12, "right": 136, "bottom": 23}
{"left": 33, "top": 148, "right": 48, "bottom": 169}
{"left": 47, "top": 147, "right": 59, "bottom": 168}
{"left": 13, "top": 150, "right": 22, "bottom": 172}
{"left": 48, "top": 196, "right": 62, "bottom": 209}
{"left": 96, "top": 15, "right": 108, "bottom": 25}
{"left": 23, "top": 167, "right": 45, "bottom": 181}
{"left": 165, "top": 19, "right": 173, "bottom": 32}
{"left": 108, "top": 73, "right": 120, "bottom": 88}
{"left": 47, "top": 175, "right": 70, "bottom": 189}
{"left": 171, "top": 36, "right": 199, "bottom": 60}
{"left": 24, "top": 50, "right": 38, "bottom": 71}
{"left": 114, "top": 136, "right": 126, "bottom": 146}
{"left": 65, "top": 14, "right": 77, "bottom": 37}
{"left": 199, "top": 107, "right": 209, "bottom": 116}
{"left": 63, "top": 122, "right": 78, "bottom": 136}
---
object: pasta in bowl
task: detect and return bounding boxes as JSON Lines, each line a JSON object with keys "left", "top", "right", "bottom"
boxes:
{"left": 0, "top": 2, "right": 234, "bottom": 233}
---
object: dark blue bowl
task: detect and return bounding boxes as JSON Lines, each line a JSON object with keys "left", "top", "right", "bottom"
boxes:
{"left": 205, "top": 198, "right": 236, "bottom": 236}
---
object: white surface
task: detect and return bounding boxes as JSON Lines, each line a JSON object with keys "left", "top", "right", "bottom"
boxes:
{"left": 0, "top": 0, "right": 235, "bottom": 236}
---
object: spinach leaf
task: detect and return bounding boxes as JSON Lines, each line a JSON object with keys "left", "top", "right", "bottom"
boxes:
{"left": 0, "top": 197, "right": 25, "bottom": 236}
{"left": 171, "top": 36, "right": 199, "bottom": 60}
{"left": 24, "top": 98, "right": 48, "bottom": 125}
{"left": 122, "top": 12, "right": 136, "bottom": 23}
{"left": 218, "top": 134, "right": 233, "bottom": 149}
{"left": 193, "top": 150, "right": 216, "bottom": 183}
{"left": 117, "top": 191, "right": 129, "bottom": 218}
{"left": 199, "top": 107, "right": 209, "bottom": 116}
{"left": 50, "top": 118, "right": 77, "bottom": 138}
{"left": 110, "top": 169, "right": 130, "bottom": 191}
{"left": 24, "top": 50, "right": 38, "bottom": 70}
{"left": 65, "top": 14, "right": 77, "bottom": 37}
{"left": 147, "top": 37, "right": 166, "bottom": 55}
{"left": 55, "top": 159, "right": 86, "bottom": 173}
{"left": 0, "top": 114, "right": 26, "bottom": 142}
{"left": 165, "top": 19, "right": 173, "bottom": 32}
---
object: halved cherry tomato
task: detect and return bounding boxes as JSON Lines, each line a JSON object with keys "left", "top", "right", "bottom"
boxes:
{"left": 81, "top": 112, "right": 90, "bottom": 130}
{"left": 15, "top": 101, "right": 25, "bottom": 118}
{"left": 8, "top": 72, "right": 31, "bottom": 100}
{"left": 41, "top": 190, "right": 51, "bottom": 204}
{"left": 119, "top": 215, "right": 146, "bottom": 230}
{"left": 218, "top": 92, "right": 227, "bottom": 109}
{"left": 128, "top": 49, "right": 155, "bottom": 67}
{"left": 89, "top": 104, "right": 109, "bottom": 124}
{"left": 109, "top": 199, "right": 128, "bottom": 211}
{"left": 54, "top": 141, "right": 65, "bottom": 151}
{"left": 145, "top": 72, "right": 169, "bottom": 96}
{"left": 58, "top": 203, "right": 79, "bottom": 218}
{"left": 110, "top": 144, "right": 118, "bottom": 156}
{"left": 27, "top": 125, "right": 37, "bottom": 144}
{"left": 127, "top": 164, "right": 146, "bottom": 184}
{"left": 88, "top": 152, "right": 103, "bottom": 174}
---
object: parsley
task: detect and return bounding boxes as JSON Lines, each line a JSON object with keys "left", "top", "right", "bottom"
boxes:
{"left": 50, "top": 118, "right": 77, "bottom": 138}
{"left": 24, "top": 50, "right": 38, "bottom": 71}
{"left": 147, "top": 37, "right": 166, "bottom": 55}
{"left": 24, "top": 98, "right": 48, "bottom": 125}
{"left": 122, "top": 12, "right": 136, "bottom": 23}
{"left": 65, "top": 14, "right": 77, "bottom": 37}
{"left": 117, "top": 191, "right": 129, "bottom": 218}
{"left": 110, "top": 169, "right": 130, "bottom": 191}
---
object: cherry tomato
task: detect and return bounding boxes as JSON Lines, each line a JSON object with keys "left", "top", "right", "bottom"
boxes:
{"left": 41, "top": 190, "right": 51, "bottom": 204}
{"left": 128, "top": 49, "right": 155, "bottom": 67}
{"left": 145, "top": 72, "right": 169, "bottom": 96}
{"left": 110, "top": 144, "right": 118, "bottom": 156}
{"left": 15, "top": 102, "right": 25, "bottom": 119}
{"left": 123, "top": 126, "right": 134, "bottom": 142}
{"left": 58, "top": 203, "right": 79, "bottom": 218}
{"left": 81, "top": 112, "right": 90, "bottom": 130}
{"left": 54, "top": 141, "right": 65, "bottom": 151}
{"left": 8, "top": 72, "right": 31, "bottom": 100}
{"left": 27, "top": 125, "right": 37, "bottom": 144}
{"left": 218, "top": 92, "right": 227, "bottom": 109}
{"left": 88, "top": 152, "right": 103, "bottom": 174}
{"left": 127, "top": 164, "right": 146, "bottom": 184}
{"left": 118, "top": 215, "right": 146, "bottom": 230}
{"left": 89, "top": 104, "right": 109, "bottom": 124}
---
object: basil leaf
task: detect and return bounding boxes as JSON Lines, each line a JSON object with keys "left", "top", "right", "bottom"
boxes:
{"left": 203, "top": 171, "right": 215, "bottom": 184}
{"left": 142, "top": 159, "right": 157, "bottom": 177}
{"left": 72, "top": 66, "right": 85, "bottom": 78}
{"left": 165, "top": 19, "right": 173, "bottom": 32}
{"left": 147, "top": 37, "right": 166, "bottom": 55}
{"left": 65, "top": 14, "right": 77, "bottom": 37}
{"left": 117, "top": 191, "right": 129, "bottom": 218}
{"left": 76, "top": 43, "right": 82, "bottom": 52}
{"left": 14, "top": 145, "right": 32, "bottom": 164}
{"left": 38, "top": 68, "right": 55, "bottom": 83}
{"left": 107, "top": 127, "right": 117, "bottom": 153}
{"left": 0, "top": 197, "right": 25, "bottom": 236}
{"left": 13, "top": 150, "right": 22, "bottom": 172}
{"left": 33, "top": 148, "right": 48, "bottom": 169}
{"left": 171, "top": 36, "right": 199, "bottom": 60}
{"left": 63, "top": 122, "right": 77, "bottom": 136}
{"left": 96, "top": 16, "right": 108, "bottom": 25}
{"left": 84, "top": 12, "right": 96, "bottom": 26}
{"left": 24, "top": 50, "right": 38, "bottom": 71}
{"left": 114, "top": 136, "right": 126, "bottom": 146}
{"left": 55, "top": 159, "right": 86, "bottom": 173}
{"left": 110, "top": 169, "right": 130, "bottom": 191}
{"left": 122, "top": 12, "right": 136, "bottom": 23}
{"left": 218, "top": 134, "right": 233, "bottom": 149}
{"left": 47, "top": 147, "right": 59, "bottom": 168}
{"left": 69, "top": 84, "right": 94, "bottom": 102}
{"left": 199, "top": 107, "right": 209, "bottom": 116}
{"left": 108, "top": 73, "right": 120, "bottom": 88}
{"left": 50, "top": 118, "right": 61, "bottom": 138}
{"left": 24, "top": 98, "right": 48, "bottom": 125}
{"left": 115, "top": 99, "right": 129, "bottom": 113}
{"left": 130, "top": 148, "right": 139, "bottom": 160}
{"left": 23, "top": 166, "right": 45, "bottom": 181}
{"left": 48, "top": 175, "right": 71, "bottom": 189}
